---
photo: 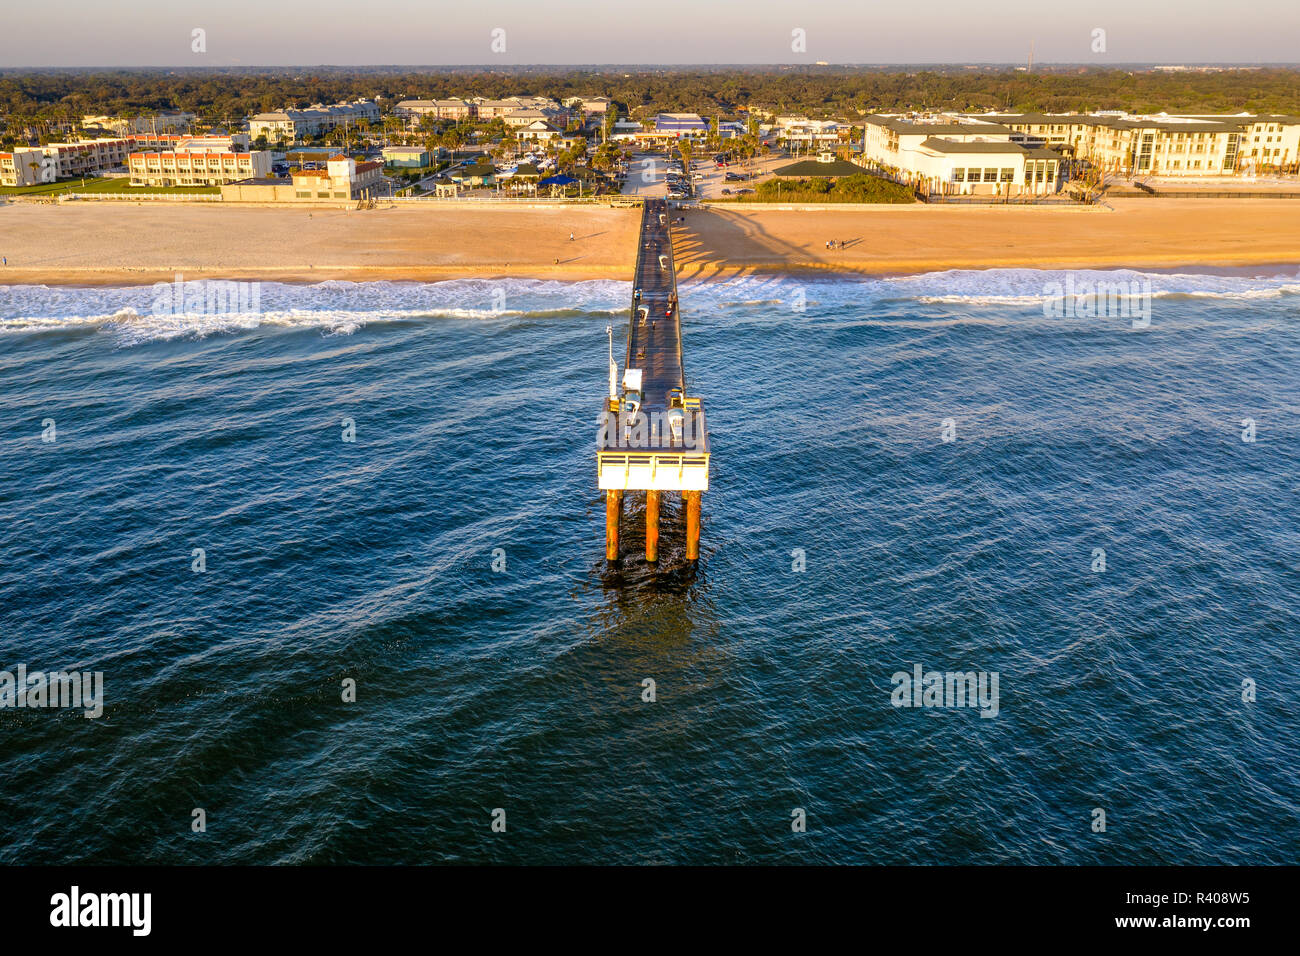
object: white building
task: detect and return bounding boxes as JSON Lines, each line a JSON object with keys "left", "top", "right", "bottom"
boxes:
{"left": 958, "top": 111, "right": 1300, "bottom": 177}
{"left": 290, "top": 155, "right": 385, "bottom": 200}
{"left": 82, "top": 110, "right": 196, "bottom": 135}
{"left": 775, "top": 117, "right": 846, "bottom": 149}
{"left": 863, "top": 115, "right": 1061, "bottom": 196}
{"left": 128, "top": 148, "right": 271, "bottom": 187}
{"left": 0, "top": 147, "right": 55, "bottom": 186}
{"left": 249, "top": 101, "right": 381, "bottom": 144}
{"left": 393, "top": 99, "right": 473, "bottom": 123}
{"left": 516, "top": 120, "right": 565, "bottom": 143}
{"left": 1, "top": 133, "right": 259, "bottom": 186}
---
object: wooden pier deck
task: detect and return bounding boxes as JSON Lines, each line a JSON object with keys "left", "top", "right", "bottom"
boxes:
{"left": 597, "top": 199, "right": 710, "bottom": 563}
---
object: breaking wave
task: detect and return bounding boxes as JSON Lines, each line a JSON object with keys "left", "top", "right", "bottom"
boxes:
{"left": 2, "top": 267, "right": 1297, "bottom": 344}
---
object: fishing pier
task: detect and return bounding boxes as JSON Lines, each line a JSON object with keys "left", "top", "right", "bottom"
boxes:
{"left": 597, "top": 199, "right": 710, "bottom": 563}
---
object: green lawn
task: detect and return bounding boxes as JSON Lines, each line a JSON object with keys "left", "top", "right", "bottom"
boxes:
{"left": 1, "top": 178, "right": 220, "bottom": 197}
{"left": 716, "top": 174, "right": 917, "bottom": 204}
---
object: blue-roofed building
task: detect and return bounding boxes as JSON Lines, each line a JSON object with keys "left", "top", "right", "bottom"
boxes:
{"left": 654, "top": 113, "right": 708, "bottom": 139}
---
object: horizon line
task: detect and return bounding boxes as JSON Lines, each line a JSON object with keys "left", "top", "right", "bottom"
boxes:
{"left": 5, "top": 61, "right": 1300, "bottom": 70}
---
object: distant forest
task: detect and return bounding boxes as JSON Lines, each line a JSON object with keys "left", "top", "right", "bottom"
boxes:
{"left": 2, "top": 67, "right": 1299, "bottom": 129}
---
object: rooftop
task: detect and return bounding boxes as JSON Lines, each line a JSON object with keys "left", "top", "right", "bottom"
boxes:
{"left": 773, "top": 157, "right": 864, "bottom": 176}
{"left": 918, "top": 137, "right": 1027, "bottom": 154}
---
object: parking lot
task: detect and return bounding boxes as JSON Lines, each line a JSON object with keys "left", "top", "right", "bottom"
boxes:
{"left": 619, "top": 148, "right": 796, "bottom": 201}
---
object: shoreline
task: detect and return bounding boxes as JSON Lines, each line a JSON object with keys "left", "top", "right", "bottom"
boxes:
{"left": 1, "top": 199, "right": 1297, "bottom": 288}
{"left": 3, "top": 257, "right": 1299, "bottom": 288}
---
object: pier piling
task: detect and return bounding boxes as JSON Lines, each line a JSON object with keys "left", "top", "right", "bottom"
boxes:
{"left": 645, "top": 490, "right": 661, "bottom": 562}
{"left": 684, "top": 490, "right": 701, "bottom": 561}
{"left": 605, "top": 490, "right": 623, "bottom": 561}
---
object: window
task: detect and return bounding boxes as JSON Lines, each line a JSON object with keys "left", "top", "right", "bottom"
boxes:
{"left": 952, "top": 168, "right": 965, "bottom": 182}
{"left": 1000, "top": 167, "right": 1013, "bottom": 182}
{"left": 983, "top": 168, "right": 997, "bottom": 182}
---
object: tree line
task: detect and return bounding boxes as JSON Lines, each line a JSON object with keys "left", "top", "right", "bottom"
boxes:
{"left": 3, "top": 66, "right": 1298, "bottom": 143}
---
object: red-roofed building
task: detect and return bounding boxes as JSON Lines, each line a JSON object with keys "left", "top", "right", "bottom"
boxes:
{"left": 128, "top": 148, "right": 271, "bottom": 186}
{"left": 289, "top": 155, "right": 385, "bottom": 200}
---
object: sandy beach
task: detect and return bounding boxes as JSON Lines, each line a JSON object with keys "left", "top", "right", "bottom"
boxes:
{"left": 0, "top": 198, "right": 1297, "bottom": 286}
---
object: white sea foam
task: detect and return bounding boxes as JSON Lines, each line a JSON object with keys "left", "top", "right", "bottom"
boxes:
{"left": 1, "top": 268, "right": 1295, "bottom": 343}
{"left": 0, "top": 278, "right": 630, "bottom": 343}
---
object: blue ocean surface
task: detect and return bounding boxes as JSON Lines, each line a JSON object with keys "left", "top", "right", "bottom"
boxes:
{"left": 1, "top": 269, "right": 1297, "bottom": 864}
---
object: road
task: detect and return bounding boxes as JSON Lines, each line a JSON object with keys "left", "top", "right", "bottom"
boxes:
{"left": 620, "top": 151, "right": 668, "bottom": 198}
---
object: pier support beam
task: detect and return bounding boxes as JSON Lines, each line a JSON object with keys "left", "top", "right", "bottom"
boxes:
{"left": 605, "top": 490, "right": 623, "bottom": 561}
{"left": 645, "top": 490, "right": 660, "bottom": 563}
{"left": 684, "top": 491, "right": 701, "bottom": 561}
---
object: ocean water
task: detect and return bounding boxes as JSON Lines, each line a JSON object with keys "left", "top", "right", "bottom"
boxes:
{"left": 1, "top": 269, "right": 1298, "bottom": 865}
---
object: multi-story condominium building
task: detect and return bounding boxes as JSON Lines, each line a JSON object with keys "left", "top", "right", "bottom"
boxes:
{"left": 958, "top": 112, "right": 1299, "bottom": 176}
{"left": 563, "top": 96, "right": 613, "bottom": 116}
{"left": 130, "top": 133, "right": 252, "bottom": 152}
{"left": 1231, "top": 116, "right": 1300, "bottom": 172}
{"left": 2, "top": 134, "right": 258, "bottom": 186}
{"left": 128, "top": 148, "right": 271, "bottom": 186}
{"left": 503, "top": 108, "right": 561, "bottom": 129}
{"left": 474, "top": 96, "right": 561, "bottom": 120}
{"left": 40, "top": 138, "right": 137, "bottom": 178}
{"left": 82, "top": 110, "right": 196, "bottom": 135}
{"left": 862, "top": 115, "right": 1061, "bottom": 196}
{"left": 249, "top": 101, "right": 381, "bottom": 144}
{"left": 393, "top": 99, "right": 474, "bottom": 123}
{"left": 0, "top": 147, "right": 54, "bottom": 186}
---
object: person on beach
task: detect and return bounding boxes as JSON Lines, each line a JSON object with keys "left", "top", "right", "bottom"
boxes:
{"left": 569, "top": 233, "right": 574, "bottom": 241}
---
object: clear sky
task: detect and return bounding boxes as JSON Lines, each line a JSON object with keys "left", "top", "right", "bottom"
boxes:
{"left": 3, "top": 0, "right": 1298, "bottom": 67}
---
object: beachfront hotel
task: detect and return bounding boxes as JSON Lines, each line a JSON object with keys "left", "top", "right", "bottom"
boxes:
{"left": 864, "top": 110, "right": 1300, "bottom": 194}
{"left": 862, "top": 115, "right": 1062, "bottom": 196}
{"left": 964, "top": 112, "right": 1300, "bottom": 176}
{"left": 128, "top": 147, "right": 271, "bottom": 187}
{"left": 1, "top": 133, "right": 256, "bottom": 186}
